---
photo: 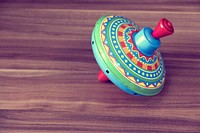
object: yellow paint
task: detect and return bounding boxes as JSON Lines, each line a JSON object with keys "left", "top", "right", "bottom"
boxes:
{"left": 104, "top": 44, "right": 109, "bottom": 53}
{"left": 108, "top": 15, "right": 114, "bottom": 18}
{"left": 123, "top": 47, "right": 130, "bottom": 54}
{"left": 118, "top": 36, "right": 124, "bottom": 42}
{"left": 118, "top": 66, "right": 125, "bottom": 75}
{"left": 142, "top": 65, "right": 147, "bottom": 70}
{"left": 157, "top": 82, "right": 161, "bottom": 87}
{"left": 131, "top": 57, "right": 138, "bottom": 64}
{"left": 119, "top": 27, "right": 124, "bottom": 32}
{"left": 127, "top": 76, "right": 136, "bottom": 82}
{"left": 104, "top": 19, "right": 108, "bottom": 23}
{"left": 101, "top": 34, "right": 105, "bottom": 42}
{"left": 101, "top": 25, "right": 105, "bottom": 31}
{"left": 110, "top": 56, "right": 116, "bottom": 64}
{"left": 148, "top": 84, "right": 155, "bottom": 88}
{"left": 138, "top": 82, "right": 146, "bottom": 87}
{"left": 152, "top": 65, "right": 155, "bottom": 70}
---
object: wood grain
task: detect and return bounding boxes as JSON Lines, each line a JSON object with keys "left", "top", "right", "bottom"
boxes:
{"left": 0, "top": 1, "right": 200, "bottom": 133}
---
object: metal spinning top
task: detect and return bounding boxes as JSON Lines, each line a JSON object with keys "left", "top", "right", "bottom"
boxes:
{"left": 91, "top": 16, "right": 174, "bottom": 96}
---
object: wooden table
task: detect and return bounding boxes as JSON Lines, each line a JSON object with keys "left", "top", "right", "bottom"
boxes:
{"left": 0, "top": 1, "right": 200, "bottom": 132}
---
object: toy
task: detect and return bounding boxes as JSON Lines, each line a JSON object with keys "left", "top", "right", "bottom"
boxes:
{"left": 91, "top": 15, "right": 174, "bottom": 96}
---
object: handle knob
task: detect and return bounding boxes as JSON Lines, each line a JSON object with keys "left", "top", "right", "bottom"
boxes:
{"left": 98, "top": 70, "right": 109, "bottom": 82}
{"left": 152, "top": 18, "right": 174, "bottom": 39}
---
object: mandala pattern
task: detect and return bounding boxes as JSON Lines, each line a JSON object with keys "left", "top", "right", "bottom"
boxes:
{"left": 99, "top": 16, "right": 165, "bottom": 89}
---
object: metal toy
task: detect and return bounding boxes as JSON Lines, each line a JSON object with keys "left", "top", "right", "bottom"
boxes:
{"left": 91, "top": 15, "right": 174, "bottom": 96}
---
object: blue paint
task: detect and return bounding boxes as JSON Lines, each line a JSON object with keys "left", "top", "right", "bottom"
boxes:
{"left": 134, "top": 27, "right": 160, "bottom": 56}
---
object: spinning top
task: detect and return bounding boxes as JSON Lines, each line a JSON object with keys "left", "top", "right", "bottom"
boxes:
{"left": 91, "top": 16, "right": 174, "bottom": 96}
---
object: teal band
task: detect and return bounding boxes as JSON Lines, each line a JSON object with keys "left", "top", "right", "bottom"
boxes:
{"left": 134, "top": 27, "right": 160, "bottom": 56}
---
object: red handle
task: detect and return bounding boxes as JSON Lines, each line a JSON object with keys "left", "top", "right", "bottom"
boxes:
{"left": 98, "top": 70, "right": 109, "bottom": 82}
{"left": 152, "top": 18, "right": 174, "bottom": 39}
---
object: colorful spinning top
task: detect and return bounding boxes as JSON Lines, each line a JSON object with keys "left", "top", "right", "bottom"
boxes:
{"left": 91, "top": 16, "right": 174, "bottom": 96}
